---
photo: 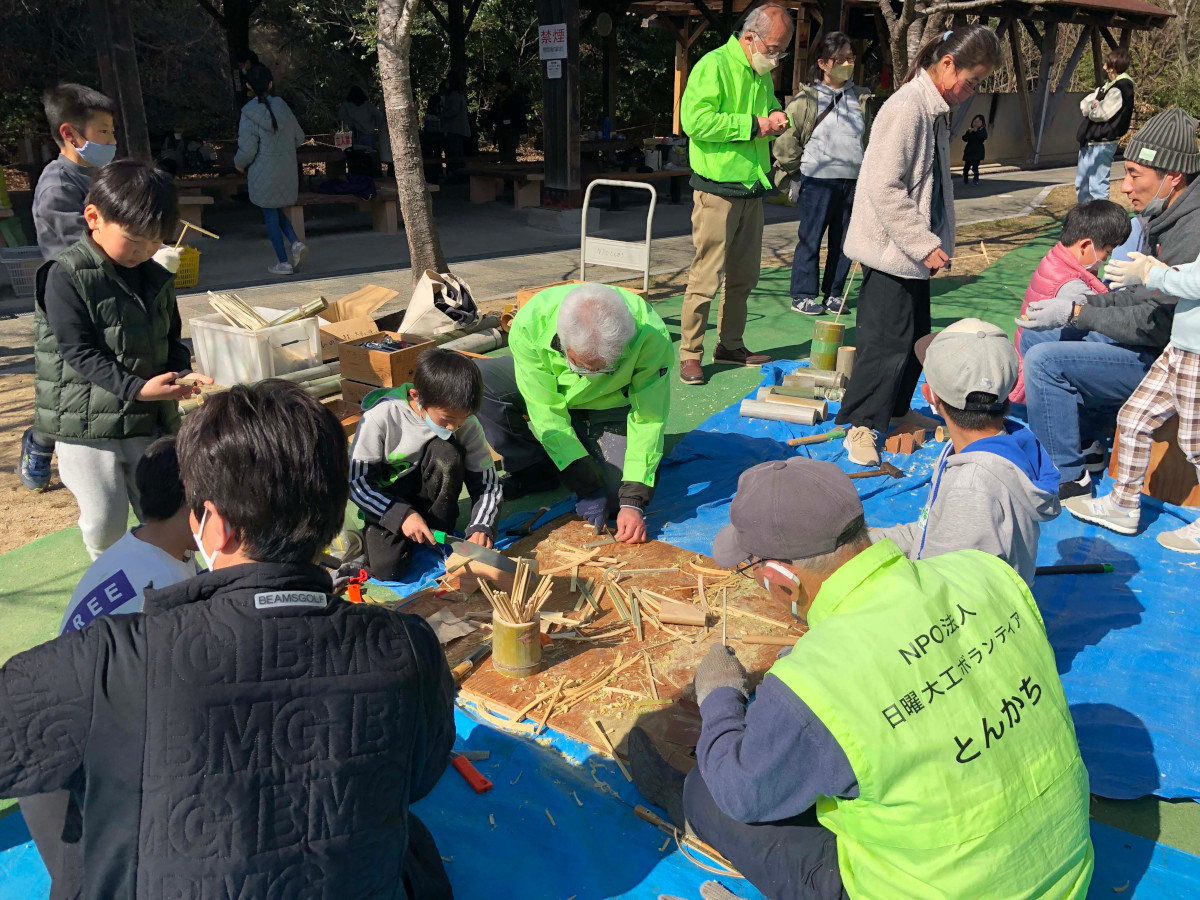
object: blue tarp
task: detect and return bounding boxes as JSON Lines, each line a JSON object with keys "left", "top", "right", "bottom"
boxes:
{"left": 649, "top": 362, "right": 1200, "bottom": 801}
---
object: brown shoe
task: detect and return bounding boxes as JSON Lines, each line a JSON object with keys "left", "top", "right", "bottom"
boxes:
{"left": 680, "top": 358, "right": 704, "bottom": 385}
{"left": 713, "top": 344, "right": 772, "bottom": 366}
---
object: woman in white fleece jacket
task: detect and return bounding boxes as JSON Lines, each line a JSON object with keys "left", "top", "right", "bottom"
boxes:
{"left": 835, "top": 25, "right": 1001, "bottom": 467}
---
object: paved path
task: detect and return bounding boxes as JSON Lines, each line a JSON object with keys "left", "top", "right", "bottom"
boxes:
{"left": 0, "top": 163, "right": 1096, "bottom": 375}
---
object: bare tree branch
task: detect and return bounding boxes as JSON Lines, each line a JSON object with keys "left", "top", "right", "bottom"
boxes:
{"left": 194, "top": 0, "right": 225, "bottom": 25}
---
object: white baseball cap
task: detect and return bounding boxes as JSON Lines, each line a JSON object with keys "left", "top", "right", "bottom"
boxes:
{"left": 915, "top": 318, "right": 1018, "bottom": 411}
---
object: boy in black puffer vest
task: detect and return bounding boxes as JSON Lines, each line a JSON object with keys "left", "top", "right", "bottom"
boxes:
{"left": 1075, "top": 47, "right": 1136, "bottom": 204}
{"left": 33, "top": 159, "right": 213, "bottom": 560}
{"left": 0, "top": 381, "right": 456, "bottom": 900}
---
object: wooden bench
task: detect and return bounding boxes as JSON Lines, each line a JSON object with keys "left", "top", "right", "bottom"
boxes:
{"left": 585, "top": 168, "right": 693, "bottom": 208}
{"left": 463, "top": 165, "right": 545, "bottom": 209}
{"left": 175, "top": 173, "right": 246, "bottom": 201}
{"left": 283, "top": 184, "right": 439, "bottom": 241}
{"left": 1109, "top": 416, "right": 1200, "bottom": 507}
{"left": 176, "top": 193, "right": 215, "bottom": 235}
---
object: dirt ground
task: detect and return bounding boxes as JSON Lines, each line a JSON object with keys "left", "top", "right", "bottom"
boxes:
{"left": 0, "top": 186, "right": 1115, "bottom": 554}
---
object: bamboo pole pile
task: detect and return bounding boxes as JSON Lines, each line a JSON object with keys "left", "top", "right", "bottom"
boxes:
{"left": 478, "top": 558, "right": 554, "bottom": 625}
{"left": 208, "top": 291, "right": 271, "bottom": 330}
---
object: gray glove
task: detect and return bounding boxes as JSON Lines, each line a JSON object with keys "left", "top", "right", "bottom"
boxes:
{"left": 1019, "top": 294, "right": 1075, "bottom": 331}
{"left": 694, "top": 643, "right": 748, "bottom": 707}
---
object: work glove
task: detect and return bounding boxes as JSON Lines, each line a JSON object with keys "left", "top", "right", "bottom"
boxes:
{"left": 1105, "top": 251, "right": 1167, "bottom": 288}
{"left": 575, "top": 489, "right": 609, "bottom": 533}
{"left": 1019, "top": 294, "right": 1074, "bottom": 331}
{"left": 152, "top": 245, "right": 182, "bottom": 274}
{"left": 693, "top": 643, "right": 748, "bottom": 707}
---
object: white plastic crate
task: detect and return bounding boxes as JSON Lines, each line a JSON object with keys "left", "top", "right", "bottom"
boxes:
{"left": 0, "top": 246, "right": 46, "bottom": 300}
{"left": 191, "top": 307, "right": 321, "bottom": 386}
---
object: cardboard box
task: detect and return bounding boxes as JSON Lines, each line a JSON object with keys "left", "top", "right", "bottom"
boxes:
{"left": 322, "top": 398, "right": 363, "bottom": 437}
{"left": 339, "top": 331, "right": 435, "bottom": 389}
{"left": 318, "top": 284, "right": 399, "bottom": 361}
{"left": 339, "top": 378, "right": 374, "bottom": 407}
{"left": 516, "top": 280, "right": 646, "bottom": 309}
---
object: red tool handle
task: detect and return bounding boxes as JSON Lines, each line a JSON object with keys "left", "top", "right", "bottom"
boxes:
{"left": 452, "top": 755, "right": 493, "bottom": 794}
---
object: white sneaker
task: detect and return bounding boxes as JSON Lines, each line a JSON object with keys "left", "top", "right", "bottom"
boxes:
{"left": 291, "top": 241, "right": 308, "bottom": 271}
{"left": 1063, "top": 492, "right": 1140, "bottom": 535}
{"left": 843, "top": 426, "right": 880, "bottom": 467}
{"left": 891, "top": 408, "right": 942, "bottom": 431}
{"left": 1157, "top": 518, "right": 1200, "bottom": 554}
{"left": 268, "top": 261, "right": 294, "bottom": 276}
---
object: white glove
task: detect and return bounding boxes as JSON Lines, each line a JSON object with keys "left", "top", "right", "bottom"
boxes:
{"left": 152, "top": 245, "right": 182, "bottom": 274}
{"left": 1019, "top": 294, "right": 1075, "bottom": 331}
{"left": 1104, "top": 252, "right": 1166, "bottom": 288}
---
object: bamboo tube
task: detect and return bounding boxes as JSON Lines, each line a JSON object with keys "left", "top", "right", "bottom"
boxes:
{"left": 740, "top": 399, "right": 819, "bottom": 425}
{"left": 754, "top": 389, "right": 828, "bottom": 416}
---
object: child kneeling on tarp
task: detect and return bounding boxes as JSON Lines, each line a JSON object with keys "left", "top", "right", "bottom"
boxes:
{"left": 349, "top": 347, "right": 503, "bottom": 579}
{"left": 873, "top": 319, "right": 1061, "bottom": 585}
{"left": 1064, "top": 250, "right": 1200, "bottom": 553}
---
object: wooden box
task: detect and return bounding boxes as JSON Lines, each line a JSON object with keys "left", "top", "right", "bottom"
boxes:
{"left": 338, "top": 331, "right": 434, "bottom": 388}
{"left": 322, "top": 398, "right": 363, "bottom": 437}
{"left": 1109, "top": 416, "right": 1200, "bottom": 507}
{"left": 339, "top": 378, "right": 375, "bottom": 408}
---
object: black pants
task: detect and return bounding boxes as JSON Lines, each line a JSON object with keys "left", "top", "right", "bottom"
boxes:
{"left": 963, "top": 161, "right": 981, "bottom": 181}
{"left": 474, "top": 356, "right": 629, "bottom": 507}
{"left": 789, "top": 176, "right": 856, "bottom": 302}
{"left": 496, "top": 127, "right": 521, "bottom": 165}
{"left": 683, "top": 770, "right": 846, "bottom": 900}
{"left": 834, "top": 266, "right": 931, "bottom": 434}
{"left": 364, "top": 438, "right": 465, "bottom": 581}
{"left": 19, "top": 791, "right": 82, "bottom": 900}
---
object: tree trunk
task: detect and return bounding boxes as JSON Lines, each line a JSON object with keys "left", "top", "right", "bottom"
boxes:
{"left": 91, "top": 0, "right": 152, "bottom": 160}
{"left": 379, "top": 0, "right": 449, "bottom": 280}
{"left": 224, "top": 0, "right": 255, "bottom": 108}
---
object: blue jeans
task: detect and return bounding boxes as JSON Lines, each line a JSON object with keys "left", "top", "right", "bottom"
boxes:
{"left": 790, "top": 176, "right": 856, "bottom": 301}
{"left": 262, "top": 207, "right": 299, "bottom": 263}
{"left": 1075, "top": 142, "right": 1118, "bottom": 204}
{"left": 1020, "top": 326, "right": 1158, "bottom": 482}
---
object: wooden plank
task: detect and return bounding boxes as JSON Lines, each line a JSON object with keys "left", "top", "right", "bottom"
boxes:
{"left": 1091, "top": 25, "right": 1105, "bottom": 85}
{"left": 1007, "top": 19, "right": 1036, "bottom": 157}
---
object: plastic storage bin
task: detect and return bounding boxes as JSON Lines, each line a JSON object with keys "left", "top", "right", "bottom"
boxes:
{"left": 191, "top": 307, "right": 321, "bottom": 386}
{"left": 1, "top": 246, "right": 46, "bottom": 300}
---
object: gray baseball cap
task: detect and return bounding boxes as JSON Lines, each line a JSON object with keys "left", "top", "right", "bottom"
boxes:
{"left": 915, "top": 318, "right": 1018, "bottom": 411}
{"left": 712, "top": 458, "right": 865, "bottom": 566}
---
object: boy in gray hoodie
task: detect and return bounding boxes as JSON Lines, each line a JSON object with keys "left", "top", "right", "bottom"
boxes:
{"left": 875, "top": 318, "right": 1061, "bottom": 584}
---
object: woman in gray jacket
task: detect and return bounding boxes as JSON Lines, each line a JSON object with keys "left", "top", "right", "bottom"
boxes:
{"left": 235, "top": 64, "right": 308, "bottom": 276}
{"left": 835, "top": 25, "right": 1000, "bottom": 468}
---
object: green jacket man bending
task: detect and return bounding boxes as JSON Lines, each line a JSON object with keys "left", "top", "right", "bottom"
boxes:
{"left": 474, "top": 283, "right": 672, "bottom": 544}
{"left": 678, "top": 3, "right": 792, "bottom": 386}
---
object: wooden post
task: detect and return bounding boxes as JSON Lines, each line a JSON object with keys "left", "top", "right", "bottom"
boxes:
{"left": 538, "top": 0, "right": 581, "bottom": 203}
{"left": 791, "top": 10, "right": 810, "bottom": 96}
{"left": 1042, "top": 25, "right": 1091, "bottom": 144}
{"left": 673, "top": 20, "right": 691, "bottom": 135}
{"left": 1032, "top": 20, "right": 1058, "bottom": 165}
{"left": 1007, "top": 18, "right": 1036, "bottom": 162}
{"left": 1118, "top": 27, "right": 1131, "bottom": 50}
{"left": 89, "top": 0, "right": 151, "bottom": 161}
{"left": 1091, "top": 25, "right": 1105, "bottom": 85}
{"left": 605, "top": 30, "right": 618, "bottom": 120}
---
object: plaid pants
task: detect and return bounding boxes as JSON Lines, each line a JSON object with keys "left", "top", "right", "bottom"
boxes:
{"left": 1112, "top": 344, "right": 1200, "bottom": 508}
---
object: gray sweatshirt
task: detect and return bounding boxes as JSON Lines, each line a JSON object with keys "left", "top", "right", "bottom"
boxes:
{"left": 349, "top": 395, "right": 502, "bottom": 538}
{"left": 876, "top": 422, "right": 1061, "bottom": 585}
{"left": 799, "top": 82, "right": 866, "bottom": 180}
{"left": 33, "top": 156, "right": 95, "bottom": 260}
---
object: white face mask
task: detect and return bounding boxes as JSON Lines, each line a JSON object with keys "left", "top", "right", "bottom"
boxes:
{"left": 749, "top": 35, "right": 779, "bottom": 75}
{"left": 1084, "top": 246, "right": 1102, "bottom": 274}
{"left": 192, "top": 507, "right": 226, "bottom": 571}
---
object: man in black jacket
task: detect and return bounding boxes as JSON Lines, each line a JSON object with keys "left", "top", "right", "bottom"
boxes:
{"left": 1021, "top": 108, "right": 1200, "bottom": 498}
{"left": 0, "top": 381, "right": 456, "bottom": 900}
{"left": 1075, "top": 48, "right": 1135, "bottom": 204}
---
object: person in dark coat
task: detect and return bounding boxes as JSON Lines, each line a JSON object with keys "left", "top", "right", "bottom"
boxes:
{"left": 0, "top": 381, "right": 456, "bottom": 900}
{"left": 962, "top": 114, "right": 987, "bottom": 185}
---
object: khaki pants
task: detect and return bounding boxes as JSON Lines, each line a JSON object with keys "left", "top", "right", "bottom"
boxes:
{"left": 680, "top": 191, "right": 764, "bottom": 360}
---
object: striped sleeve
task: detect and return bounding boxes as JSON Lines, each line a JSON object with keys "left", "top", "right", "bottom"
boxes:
{"left": 348, "top": 411, "right": 400, "bottom": 522}
{"left": 464, "top": 465, "right": 503, "bottom": 537}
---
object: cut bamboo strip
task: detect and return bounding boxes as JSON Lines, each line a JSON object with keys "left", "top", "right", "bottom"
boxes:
{"left": 725, "top": 604, "right": 795, "bottom": 630}
{"left": 690, "top": 560, "right": 732, "bottom": 577}
{"left": 643, "top": 653, "right": 659, "bottom": 701}
{"left": 592, "top": 719, "right": 633, "bottom": 781}
{"left": 536, "top": 677, "right": 567, "bottom": 734}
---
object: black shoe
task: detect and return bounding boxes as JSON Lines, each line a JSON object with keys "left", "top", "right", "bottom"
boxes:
{"left": 1058, "top": 472, "right": 1093, "bottom": 501}
{"left": 499, "top": 461, "right": 559, "bottom": 500}
{"left": 1082, "top": 441, "right": 1107, "bottom": 474}
{"left": 628, "top": 726, "right": 686, "bottom": 828}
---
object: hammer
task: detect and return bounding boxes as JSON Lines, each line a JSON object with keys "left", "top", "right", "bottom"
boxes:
{"left": 847, "top": 462, "right": 905, "bottom": 481}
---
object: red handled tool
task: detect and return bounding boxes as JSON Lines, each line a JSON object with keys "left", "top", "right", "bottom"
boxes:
{"left": 451, "top": 754, "right": 493, "bottom": 794}
{"left": 346, "top": 569, "right": 370, "bottom": 603}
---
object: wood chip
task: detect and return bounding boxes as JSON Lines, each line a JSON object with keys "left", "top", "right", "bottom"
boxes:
{"left": 643, "top": 652, "right": 659, "bottom": 701}
{"left": 725, "top": 604, "right": 796, "bottom": 630}
{"left": 591, "top": 719, "right": 633, "bottom": 782}
{"left": 573, "top": 790, "right": 583, "bottom": 807}
{"left": 511, "top": 771, "right": 523, "bottom": 785}
{"left": 536, "top": 677, "right": 567, "bottom": 734}
{"left": 545, "top": 808, "right": 556, "bottom": 826}
{"left": 489, "top": 814, "right": 496, "bottom": 829}
{"left": 690, "top": 559, "right": 733, "bottom": 577}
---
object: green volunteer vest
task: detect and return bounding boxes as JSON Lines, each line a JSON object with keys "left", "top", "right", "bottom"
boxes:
{"left": 33, "top": 237, "right": 180, "bottom": 442}
{"left": 770, "top": 541, "right": 1093, "bottom": 899}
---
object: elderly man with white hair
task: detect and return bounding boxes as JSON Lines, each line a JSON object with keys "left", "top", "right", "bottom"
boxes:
{"left": 678, "top": 3, "right": 793, "bottom": 386}
{"left": 474, "top": 283, "right": 673, "bottom": 542}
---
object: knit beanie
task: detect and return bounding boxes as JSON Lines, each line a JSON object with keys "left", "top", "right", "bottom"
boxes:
{"left": 1125, "top": 108, "right": 1200, "bottom": 174}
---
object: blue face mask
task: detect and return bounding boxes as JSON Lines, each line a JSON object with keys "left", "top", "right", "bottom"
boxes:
{"left": 421, "top": 408, "right": 455, "bottom": 441}
{"left": 77, "top": 140, "right": 118, "bottom": 167}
